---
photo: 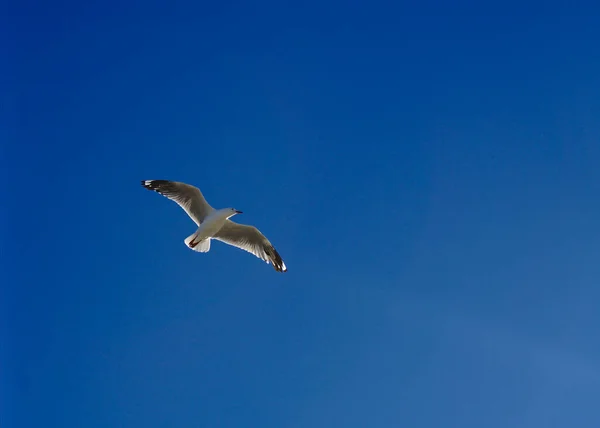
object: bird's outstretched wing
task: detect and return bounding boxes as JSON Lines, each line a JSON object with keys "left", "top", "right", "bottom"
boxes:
{"left": 141, "top": 180, "right": 214, "bottom": 225}
{"left": 214, "top": 220, "right": 287, "bottom": 272}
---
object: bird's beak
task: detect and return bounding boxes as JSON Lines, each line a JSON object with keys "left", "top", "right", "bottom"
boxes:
{"left": 235, "top": 210, "right": 243, "bottom": 214}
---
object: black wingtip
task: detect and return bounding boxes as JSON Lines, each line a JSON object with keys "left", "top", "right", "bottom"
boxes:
{"left": 268, "top": 246, "right": 287, "bottom": 273}
{"left": 141, "top": 180, "right": 169, "bottom": 191}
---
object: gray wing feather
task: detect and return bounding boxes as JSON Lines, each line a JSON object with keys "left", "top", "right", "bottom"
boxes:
{"left": 141, "top": 180, "right": 213, "bottom": 225}
{"left": 213, "top": 220, "right": 287, "bottom": 272}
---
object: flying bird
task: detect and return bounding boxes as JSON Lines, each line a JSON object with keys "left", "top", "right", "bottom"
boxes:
{"left": 141, "top": 180, "right": 287, "bottom": 272}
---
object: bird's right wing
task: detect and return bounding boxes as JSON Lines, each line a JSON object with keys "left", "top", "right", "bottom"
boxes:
{"left": 141, "top": 180, "right": 214, "bottom": 225}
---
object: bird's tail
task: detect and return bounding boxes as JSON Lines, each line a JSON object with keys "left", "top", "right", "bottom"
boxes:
{"left": 184, "top": 231, "right": 211, "bottom": 252}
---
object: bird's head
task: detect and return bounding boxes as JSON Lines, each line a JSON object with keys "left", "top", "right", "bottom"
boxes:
{"left": 226, "top": 207, "right": 243, "bottom": 218}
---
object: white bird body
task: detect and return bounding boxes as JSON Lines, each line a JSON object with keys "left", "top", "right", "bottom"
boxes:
{"left": 183, "top": 208, "right": 240, "bottom": 253}
{"left": 194, "top": 208, "right": 233, "bottom": 240}
{"left": 141, "top": 180, "right": 287, "bottom": 272}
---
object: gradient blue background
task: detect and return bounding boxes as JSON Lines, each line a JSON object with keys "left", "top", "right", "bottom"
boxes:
{"left": 5, "top": 2, "right": 600, "bottom": 427}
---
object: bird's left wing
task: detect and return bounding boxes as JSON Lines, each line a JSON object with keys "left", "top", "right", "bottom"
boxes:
{"left": 213, "top": 220, "right": 287, "bottom": 272}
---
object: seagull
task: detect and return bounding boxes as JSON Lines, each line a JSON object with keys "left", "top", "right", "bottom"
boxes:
{"left": 141, "top": 180, "right": 287, "bottom": 272}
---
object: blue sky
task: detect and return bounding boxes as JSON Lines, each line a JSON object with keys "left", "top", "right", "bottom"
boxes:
{"left": 5, "top": 2, "right": 600, "bottom": 427}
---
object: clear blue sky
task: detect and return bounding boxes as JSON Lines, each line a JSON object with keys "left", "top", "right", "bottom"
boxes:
{"left": 5, "top": 2, "right": 600, "bottom": 427}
